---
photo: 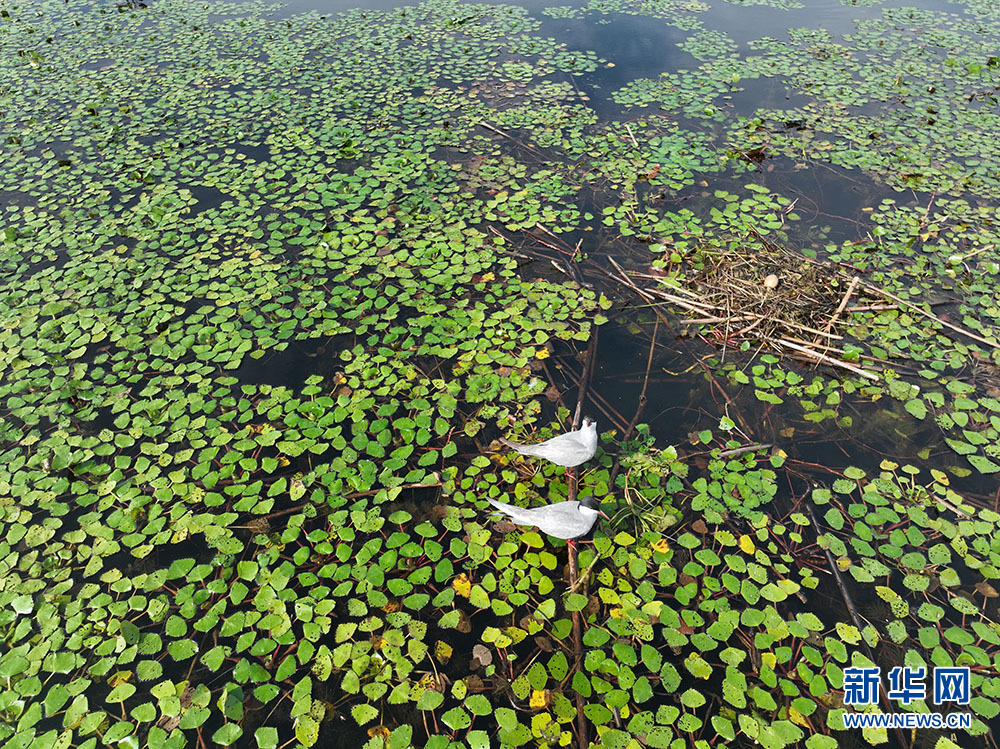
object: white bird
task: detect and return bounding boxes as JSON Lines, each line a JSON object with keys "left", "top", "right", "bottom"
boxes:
{"left": 485, "top": 496, "right": 609, "bottom": 546}
{"left": 499, "top": 417, "right": 598, "bottom": 470}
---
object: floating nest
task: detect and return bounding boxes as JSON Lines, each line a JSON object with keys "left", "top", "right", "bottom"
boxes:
{"left": 610, "top": 232, "right": 1000, "bottom": 381}
{"left": 614, "top": 233, "right": 884, "bottom": 380}
{"left": 678, "top": 240, "right": 851, "bottom": 343}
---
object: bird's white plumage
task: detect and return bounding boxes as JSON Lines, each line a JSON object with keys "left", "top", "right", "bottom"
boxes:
{"left": 499, "top": 419, "right": 597, "bottom": 468}
{"left": 485, "top": 497, "right": 603, "bottom": 539}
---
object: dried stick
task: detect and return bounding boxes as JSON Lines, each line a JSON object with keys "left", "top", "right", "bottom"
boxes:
{"left": 608, "top": 319, "right": 659, "bottom": 492}
{"left": 624, "top": 122, "right": 640, "bottom": 149}
{"left": 804, "top": 500, "right": 908, "bottom": 749}
{"left": 479, "top": 122, "right": 546, "bottom": 159}
{"left": 822, "top": 275, "right": 859, "bottom": 335}
{"left": 573, "top": 329, "right": 599, "bottom": 429}
{"left": 569, "top": 554, "right": 601, "bottom": 593}
{"left": 857, "top": 279, "right": 1000, "bottom": 351}
{"left": 585, "top": 385, "right": 631, "bottom": 433}
{"left": 600, "top": 258, "right": 678, "bottom": 334}
{"left": 623, "top": 317, "right": 659, "bottom": 440}
{"left": 776, "top": 339, "right": 880, "bottom": 381}
{"left": 569, "top": 331, "right": 598, "bottom": 749}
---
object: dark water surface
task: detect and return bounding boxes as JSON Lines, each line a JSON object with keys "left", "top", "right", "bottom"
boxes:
{"left": 5, "top": 0, "right": 1000, "bottom": 746}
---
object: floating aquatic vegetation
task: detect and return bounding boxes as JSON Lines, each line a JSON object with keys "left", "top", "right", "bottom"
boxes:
{"left": 612, "top": 70, "right": 741, "bottom": 120}
{"left": 4, "top": 0, "right": 1000, "bottom": 746}
{"left": 678, "top": 29, "right": 739, "bottom": 61}
{"left": 949, "top": 0, "right": 1000, "bottom": 21}
{"left": 544, "top": 0, "right": 710, "bottom": 31}
{"left": 724, "top": 0, "right": 804, "bottom": 9}
{"left": 725, "top": 9, "right": 1000, "bottom": 198}
{"left": 0, "top": 0, "right": 610, "bottom": 746}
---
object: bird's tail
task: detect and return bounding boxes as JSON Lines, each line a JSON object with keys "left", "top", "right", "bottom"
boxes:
{"left": 485, "top": 497, "right": 534, "bottom": 527}
{"left": 485, "top": 497, "right": 517, "bottom": 516}
{"left": 499, "top": 436, "right": 535, "bottom": 455}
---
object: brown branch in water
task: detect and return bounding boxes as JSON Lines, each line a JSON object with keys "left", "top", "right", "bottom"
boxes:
{"left": 568, "top": 554, "right": 600, "bottom": 593}
{"left": 568, "top": 330, "right": 598, "bottom": 749}
{"left": 531, "top": 223, "right": 572, "bottom": 251}
{"left": 573, "top": 328, "right": 599, "bottom": 429}
{"left": 775, "top": 339, "right": 880, "bottom": 381}
{"left": 607, "top": 318, "right": 660, "bottom": 491}
{"left": 585, "top": 384, "right": 631, "bottom": 433}
{"left": 803, "top": 500, "right": 908, "bottom": 749}
{"left": 479, "top": 121, "right": 546, "bottom": 159}
{"left": 622, "top": 317, "right": 659, "bottom": 441}
{"left": 606, "top": 258, "right": 762, "bottom": 440}
{"left": 498, "top": 223, "right": 586, "bottom": 285}
{"left": 857, "top": 278, "right": 1000, "bottom": 351}
{"left": 822, "top": 275, "right": 859, "bottom": 336}
{"left": 602, "top": 257, "right": 679, "bottom": 334}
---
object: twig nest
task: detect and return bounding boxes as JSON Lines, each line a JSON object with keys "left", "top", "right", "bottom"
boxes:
{"left": 763, "top": 273, "right": 780, "bottom": 289}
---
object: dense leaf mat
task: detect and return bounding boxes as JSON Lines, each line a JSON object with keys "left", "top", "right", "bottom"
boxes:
{"left": 2, "top": 0, "right": 1000, "bottom": 748}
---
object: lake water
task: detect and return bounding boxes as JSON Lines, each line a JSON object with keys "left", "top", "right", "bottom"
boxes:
{"left": 2, "top": 0, "right": 999, "bottom": 747}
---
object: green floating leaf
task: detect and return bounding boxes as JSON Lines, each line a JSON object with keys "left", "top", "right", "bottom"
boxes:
{"left": 416, "top": 690, "right": 444, "bottom": 711}
{"left": 969, "top": 455, "right": 1000, "bottom": 474}
{"left": 351, "top": 703, "right": 379, "bottom": 726}
{"left": 106, "top": 683, "right": 137, "bottom": 703}
{"left": 441, "top": 707, "right": 472, "bottom": 730}
{"left": 564, "top": 593, "right": 588, "bottom": 611}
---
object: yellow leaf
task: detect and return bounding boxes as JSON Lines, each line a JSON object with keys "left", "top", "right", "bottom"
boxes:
{"left": 367, "top": 725, "right": 390, "bottom": 740}
{"left": 761, "top": 653, "right": 777, "bottom": 671}
{"left": 609, "top": 607, "right": 624, "bottom": 618}
{"left": 788, "top": 706, "right": 809, "bottom": 728}
{"left": 434, "top": 640, "right": 453, "bottom": 664}
{"left": 529, "top": 689, "right": 549, "bottom": 709}
{"left": 836, "top": 556, "right": 851, "bottom": 572}
{"left": 481, "top": 272, "right": 495, "bottom": 282}
{"left": 536, "top": 347, "right": 550, "bottom": 360}
{"left": 109, "top": 671, "right": 132, "bottom": 688}
{"left": 650, "top": 538, "right": 669, "bottom": 553}
{"left": 739, "top": 535, "right": 755, "bottom": 555}
{"left": 452, "top": 573, "right": 471, "bottom": 598}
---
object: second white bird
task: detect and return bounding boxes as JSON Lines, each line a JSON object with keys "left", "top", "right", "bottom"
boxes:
{"left": 499, "top": 417, "right": 597, "bottom": 468}
{"left": 485, "top": 496, "right": 608, "bottom": 540}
